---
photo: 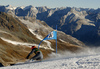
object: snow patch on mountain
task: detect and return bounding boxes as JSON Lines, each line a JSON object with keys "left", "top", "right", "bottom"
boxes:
{"left": 20, "top": 19, "right": 54, "bottom": 51}
{"left": 24, "top": 5, "right": 33, "bottom": 10}
{"left": 29, "top": 29, "right": 54, "bottom": 51}
{"left": 0, "top": 37, "right": 37, "bottom": 46}
{"left": 0, "top": 30, "right": 10, "bottom": 34}
{"left": 5, "top": 5, "right": 16, "bottom": 10}
{"left": 0, "top": 18, "right": 54, "bottom": 50}
{"left": 0, "top": 37, "right": 54, "bottom": 50}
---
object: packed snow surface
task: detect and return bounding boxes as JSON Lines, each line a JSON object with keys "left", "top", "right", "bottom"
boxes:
{"left": 1, "top": 48, "right": 100, "bottom": 69}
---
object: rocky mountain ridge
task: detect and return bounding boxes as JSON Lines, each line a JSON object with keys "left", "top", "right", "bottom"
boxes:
{"left": 0, "top": 12, "right": 84, "bottom": 66}
{"left": 0, "top": 5, "right": 100, "bottom": 46}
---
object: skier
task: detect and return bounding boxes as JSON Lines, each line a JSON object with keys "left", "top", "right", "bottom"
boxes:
{"left": 26, "top": 46, "right": 43, "bottom": 61}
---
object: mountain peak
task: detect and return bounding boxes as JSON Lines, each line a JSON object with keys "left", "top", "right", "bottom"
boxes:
{"left": 5, "top": 5, "right": 16, "bottom": 10}
{"left": 24, "top": 5, "right": 34, "bottom": 10}
{"left": 6, "top": 5, "right": 12, "bottom": 7}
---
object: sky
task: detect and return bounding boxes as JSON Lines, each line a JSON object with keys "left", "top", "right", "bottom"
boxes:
{"left": 0, "top": 0, "right": 100, "bottom": 9}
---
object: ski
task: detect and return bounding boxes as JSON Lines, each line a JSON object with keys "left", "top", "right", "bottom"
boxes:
{"left": 11, "top": 59, "right": 42, "bottom": 66}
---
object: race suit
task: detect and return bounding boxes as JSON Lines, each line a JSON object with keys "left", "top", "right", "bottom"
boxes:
{"left": 26, "top": 48, "right": 43, "bottom": 60}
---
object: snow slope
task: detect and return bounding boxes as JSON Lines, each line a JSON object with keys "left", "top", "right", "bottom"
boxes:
{"left": 1, "top": 53, "right": 100, "bottom": 69}
{"left": 1, "top": 47, "right": 100, "bottom": 69}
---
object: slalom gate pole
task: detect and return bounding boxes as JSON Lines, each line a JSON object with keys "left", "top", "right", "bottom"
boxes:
{"left": 38, "top": 40, "right": 43, "bottom": 49}
{"left": 56, "top": 25, "right": 57, "bottom": 54}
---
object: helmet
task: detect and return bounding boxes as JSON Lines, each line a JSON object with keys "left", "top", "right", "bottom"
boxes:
{"left": 31, "top": 46, "right": 37, "bottom": 49}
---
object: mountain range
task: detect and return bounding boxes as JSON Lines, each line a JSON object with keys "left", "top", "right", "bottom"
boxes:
{"left": 0, "top": 5, "right": 100, "bottom": 46}
{"left": 1, "top": 4, "right": 100, "bottom": 66}
{"left": 0, "top": 6, "right": 85, "bottom": 66}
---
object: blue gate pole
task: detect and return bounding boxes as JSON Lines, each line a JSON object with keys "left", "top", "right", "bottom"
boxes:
{"left": 56, "top": 25, "right": 57, "bottom": 54}
{"left": 38, "top": 40, "right": 43, "bottom": 49}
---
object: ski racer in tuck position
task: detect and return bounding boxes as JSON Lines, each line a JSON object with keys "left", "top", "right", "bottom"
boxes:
{"left": 26, "top": 46, "right": 43, "bottom": 61}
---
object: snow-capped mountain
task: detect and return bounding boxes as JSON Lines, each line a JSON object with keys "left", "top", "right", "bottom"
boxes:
{"left": 36, "top": 7, "right": 100, "bottom": 46}
{"left": 5, "top": 5, "right": 16, "bottom": 10}
{"left": 0, "top": 11, "right": 85, "bottom": 66}
{"left": 0, "top": 5, "right": 100, "bottom": 46}
{"left": 0, "top": 5, "right": 100, "bottom": 68}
